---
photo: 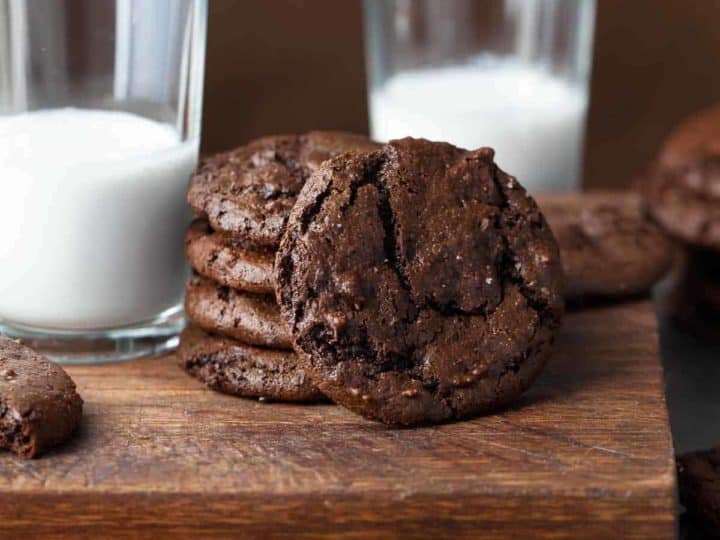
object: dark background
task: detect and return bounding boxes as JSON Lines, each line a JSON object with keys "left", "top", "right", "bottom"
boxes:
{"left": 202, "top": 0, "right": 720, "bottom": 190}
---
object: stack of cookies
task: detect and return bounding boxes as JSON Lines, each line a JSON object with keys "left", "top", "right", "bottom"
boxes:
{"left": 180, "top": 132, "right": 378, "bottom": 402}
{"left": 639, "top": 103, "right": 720, "bottom": 328}
{"left": 181, "top": 135, "right": 567, "bottom": 426}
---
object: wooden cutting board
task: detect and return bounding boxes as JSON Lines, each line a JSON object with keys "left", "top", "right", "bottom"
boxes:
{"left": 0, "top": 300, "right": 675, "bottom": 539}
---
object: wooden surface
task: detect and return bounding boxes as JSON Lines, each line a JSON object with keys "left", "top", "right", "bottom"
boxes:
{"left": 0, "top": 301, "right": 675, "bottom": 539}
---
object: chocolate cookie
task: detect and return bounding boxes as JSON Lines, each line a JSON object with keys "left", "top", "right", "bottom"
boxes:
{"left": 678, "top": 448, "right": 720, "bottom": 536}
{"left": 540, "top": 198, "right": 674, "bottom": 302}
{"left": 639, "top": 104, "right": 720, "bottom": 249}
{"left": 0, "top": 337, "right": 83, "bottom": 458}
{"left": 178, "top": 325, "right": 324, "bottom": 402}
{"left": 187, "top": 131, "right": 379, "bottom": 248}
{"left": 185, "top": 276, "right": 291, "bottom": 349}
{"left": 276, "top": 138, "right": 564, "bottom": 426}
{"left": 185, "top": 220, "right": 274, "bottom": 294}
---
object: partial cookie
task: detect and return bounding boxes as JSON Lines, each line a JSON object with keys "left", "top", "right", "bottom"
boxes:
{"left": 0, "top": 337, "right": 83, "bottom": 458}
{"left": 639, "top": 104, "right": 720, "bottom": 250}
{"left": 187, "top": 131, "right": 379, "bottom": 248}
{"left": 276, "top": 138, "right": 564, "bottom": 426}
{"left": 659, "top": 103, "right": 720, "bottom": 167}
{"left": 678, "top": 448, "right": 720, "bottom": 537}
{"left": 185, "top": 276, "right": 292, "bottom": 349}
{"left": 178, "top": 325, "right": 324, "bottom": 402}
{"left": 185, "top": 220, "right": 274, "bottom": 294}
{"left": 541, "top": 199, "right": 674, "bottom": 301}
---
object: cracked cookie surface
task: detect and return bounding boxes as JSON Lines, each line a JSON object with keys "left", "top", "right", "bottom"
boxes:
{"left": 275, "top": 138, "right": 564, "bottom": 426}
{"left": 0, "top": 337, "right": 83, "bottom": 458}
{"left": 185, "top": 276, "right": 292, "bottom": 349}
{"left": 179, "top": 325, "right": 324, "bottom": 402}
{"left": 541, "top": 200, "right": 673, "bottom": 302}
{"left": 187, "top": 131, "right": 379, "bottom": 248}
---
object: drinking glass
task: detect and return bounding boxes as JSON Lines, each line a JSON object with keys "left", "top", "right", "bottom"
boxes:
{"left": 364, "top": 0, "right": 596, "bottom": 191}
{"left": 0, "top": 0, "right": 207, "bottom": 363}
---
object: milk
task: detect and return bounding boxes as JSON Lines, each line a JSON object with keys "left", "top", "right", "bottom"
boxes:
{"left": 369, "top": 59, "right": 588, "bottom": 190}
{"left": 0, "top": 108, "right": 197, "bottom": 330}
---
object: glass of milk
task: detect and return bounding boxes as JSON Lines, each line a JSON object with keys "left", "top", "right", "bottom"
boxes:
{"left": 364, "top": 0, "right": 596, "bottom": 191}
{"left": 0, "top": 0, "right": 207, "bottom": 363}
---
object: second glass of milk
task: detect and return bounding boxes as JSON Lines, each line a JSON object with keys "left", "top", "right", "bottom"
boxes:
{"left": 0, "top": 0, "right": 207, "bottom": 363}
{"left": 364, "top": 0, "right": 596, "bottom": 191}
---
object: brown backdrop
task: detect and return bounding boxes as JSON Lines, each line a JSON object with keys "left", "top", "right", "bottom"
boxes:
{"left": 202, "top": 0, "right": 720, "bottom": 189}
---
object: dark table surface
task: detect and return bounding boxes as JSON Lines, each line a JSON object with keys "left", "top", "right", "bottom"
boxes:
{"left": 654, "top": 279, "right": 720, "bottom": 540}
{"left": 661, "top": 316, "right": 720, "bottom": 455}
{"left": 656, "top": 288, "right": 720, "bottom": 455}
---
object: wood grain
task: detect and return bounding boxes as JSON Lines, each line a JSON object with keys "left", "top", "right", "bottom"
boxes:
{"left": 0, "top": 301, "right": 675, "bottom": 539}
